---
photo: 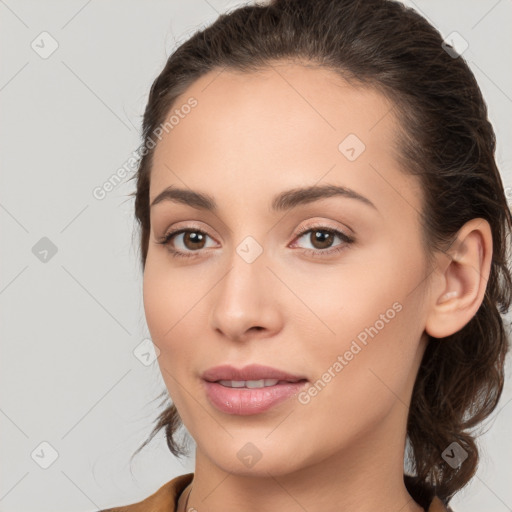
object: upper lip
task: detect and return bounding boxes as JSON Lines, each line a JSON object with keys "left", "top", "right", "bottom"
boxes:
{"left": 201, "top": 364, "right": 308, "bottom": 383}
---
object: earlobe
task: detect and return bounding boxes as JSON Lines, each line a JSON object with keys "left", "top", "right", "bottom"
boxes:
{"left": 424, "top": 218, "right": 493, "bottom": 339}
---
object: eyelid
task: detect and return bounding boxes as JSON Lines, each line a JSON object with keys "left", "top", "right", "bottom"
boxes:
{"left": 161, "top": 220, "right": 218, "bottom": 240}
{"left": 291, "top": 219, "right": 354, "bottom": 242}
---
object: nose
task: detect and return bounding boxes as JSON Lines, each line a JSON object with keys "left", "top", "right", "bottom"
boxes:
{"left": 209, "top": 245, "right": 283, "bottom": 342}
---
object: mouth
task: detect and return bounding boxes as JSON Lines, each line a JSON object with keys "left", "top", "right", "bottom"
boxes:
{"left": 201, "top": 375, "right": 308, "bottom": 415}
{"left": 201, "top": 364, "right": 309, "bottom": 415}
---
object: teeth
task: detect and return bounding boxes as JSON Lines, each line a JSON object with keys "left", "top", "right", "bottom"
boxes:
{"left": 218, "top": 379, "right": 280, "bottom": 388}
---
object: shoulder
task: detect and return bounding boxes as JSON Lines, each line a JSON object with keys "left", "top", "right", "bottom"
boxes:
{"left": 97, "top": 473, "right": 194, "bottom": 512}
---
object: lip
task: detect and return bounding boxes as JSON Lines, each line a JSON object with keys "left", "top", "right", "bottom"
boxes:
{"left": 203, "top": 380, "right": 308, "bottom": 415}
{"left": 201, "top": 364, "right": 308, "bottom": 416}
{"left": 201, "top": 364, "right": 307, "bottom": 383}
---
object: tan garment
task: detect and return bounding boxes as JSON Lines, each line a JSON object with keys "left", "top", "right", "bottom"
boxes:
{"left": 98, "top": 472, "right": 452, "bottom": 512}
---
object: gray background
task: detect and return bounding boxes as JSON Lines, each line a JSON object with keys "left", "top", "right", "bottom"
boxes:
{"left": 1, "top": 1, "right": 511, "bottom": 511}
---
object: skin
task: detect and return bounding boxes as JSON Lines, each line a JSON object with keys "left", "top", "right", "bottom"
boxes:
{"left": 142, "top": 61, "right": 492, "bottom": 512}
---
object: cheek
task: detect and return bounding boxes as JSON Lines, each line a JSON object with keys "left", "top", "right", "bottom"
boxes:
{"left": 142, "top": 252, "right": 206, "bottom": 343}
{"left": 142, "top": 254, "right": 215, "bottom": 398}
{"left": 299, "top": 243, "right": 425, "bottom": 396}
{"left": 143, "top": 260, "right": 198, "bottom": 402}
{"left": 280, "top": 255, "right": 400, "bottom": 344}
{"left": 143, "top": 271, "right": 177, "bottom": 384}
{"left": 298, "top": 299, "right": 422, "bottom": 446}
{"left": 142, "top": 263, "right": 176, "bottom": 342}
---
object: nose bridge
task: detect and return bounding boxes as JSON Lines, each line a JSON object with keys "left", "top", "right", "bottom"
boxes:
{"left": 217, "top": 234, "right": 267, "bottom": 313}
{"left": 209, "top": 231, "right": 281, "bottom": 339}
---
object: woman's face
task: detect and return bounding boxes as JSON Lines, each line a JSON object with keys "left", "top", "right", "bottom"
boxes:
{"left": 143, "top": 62, "right": 433, "bottom": 476}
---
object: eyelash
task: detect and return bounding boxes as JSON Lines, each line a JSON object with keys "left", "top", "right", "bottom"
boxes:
{"left": 156, "top": 223, "right": 355, "bottom": 260}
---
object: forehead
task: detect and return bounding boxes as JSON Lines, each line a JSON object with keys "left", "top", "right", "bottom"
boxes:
{"left": 149, "top": 62, "right": 418, "bottom": 215}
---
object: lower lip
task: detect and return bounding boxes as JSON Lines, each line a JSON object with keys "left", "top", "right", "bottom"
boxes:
{"left": 203, "top": 380, "right": 308, "bottom": 415}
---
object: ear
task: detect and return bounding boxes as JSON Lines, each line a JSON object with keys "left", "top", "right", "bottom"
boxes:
{"left": 424, "top": 218, "right": 493, "bottom": 339}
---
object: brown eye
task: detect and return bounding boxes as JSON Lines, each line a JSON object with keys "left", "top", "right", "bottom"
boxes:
{"left": 309, "top": 229, "right": 335, "bottom": 249}
{"left": 157, "top": 228, "right": 216, "bottom": 258}
{"left": 182, "top": 231, "right": 207, "bottom": 250}
{"left": 291, "top": 225, "right": 354, "bottom": 257}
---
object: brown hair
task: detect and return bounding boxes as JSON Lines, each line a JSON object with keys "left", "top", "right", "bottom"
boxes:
{"left": 128, "top": 0, "right": 512, "bottom": 506}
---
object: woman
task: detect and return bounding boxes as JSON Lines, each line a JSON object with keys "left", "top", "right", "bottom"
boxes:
{"left": 99, "top": 0, "right": 512, "bottom": 510}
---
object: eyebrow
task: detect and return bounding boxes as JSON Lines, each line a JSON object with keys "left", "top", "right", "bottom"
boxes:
{"left": 150, "top": 184, "right": 377, "bottom": 212}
